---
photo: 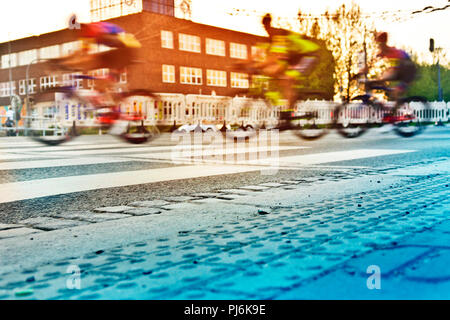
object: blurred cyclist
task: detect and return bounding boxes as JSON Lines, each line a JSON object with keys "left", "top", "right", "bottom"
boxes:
{"left": 371, "top": 32, "right": 417, "bottom": 100}
{"left": 254, "top": 13, "right": 321, "bottom": 108}
{"left": 51, "top": 18, "right": 142, "bottom": 106}
{"left": 62, "top": 20, "right": 141, "bottom": 76}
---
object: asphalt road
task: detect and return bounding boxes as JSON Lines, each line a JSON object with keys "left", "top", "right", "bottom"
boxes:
{"left": 0, "top": 125, "right": 449, "bottom": 300}
{"left": 0, "top": 126, "right": 448, "bottom": 223}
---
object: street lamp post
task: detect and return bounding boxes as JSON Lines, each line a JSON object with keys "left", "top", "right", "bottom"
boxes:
{"left": 25, "top": 58, "right": 40, "bottom": 136}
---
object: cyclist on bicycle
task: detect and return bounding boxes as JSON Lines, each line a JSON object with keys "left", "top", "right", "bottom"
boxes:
{"left": 62, "top": 20, "right": 141, "bottom": 75}
{"left": 54, "top": 19, "right": 142, "bottom": 106}
{"left": 370, "top": 32, "right": 417, "bottom": 100}
{"left": 254, "top": 13, "right": 321, "bottom": 109}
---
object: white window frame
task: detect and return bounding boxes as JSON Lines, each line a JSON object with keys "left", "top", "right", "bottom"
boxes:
{"left": 162, "top": 64, "right": 175, "bottom": 83}
{"left": 180, "top": 67, "right": 202, "bottom": 85}
{"left": 251, "top": 45, "right": 266, "bottom": 61}
{"left": 19, "top": 79, "right": 37, "bottom": 95}
{"left": 62, "top": 73, "right": 83, "bottom": 89}
{"left": 61, "top": 41, "right": 81, "bottom": 56}
{"left": 206, "top": 38, "right": 225, "bottom": 56}
{"left": 161, "top": 30, "right": 174, "bottom": 49}
{"left": 179, "top": 34, "right": 201, "bottom": 53}
{"left": 0, "top": 81, "right": 16, "bottom": 97}
{"left": 18, "top": 49, "right": 38, "bottom": 66}
{"left": 40, "top": 76, "right": 58, "bottom": 90}
{"left": 1, "top": 53, "right": 17, "bottom": 69}
{"left": 0, "top": 82, "right": 7, "bottom": 97}
{"left": 230, "top": 72, "right": 249, "bottom": 88}
{"left": 87, "top": 68, "right": 109, "bottom": 89}
{"left": 39, "top": 45, "right": 61, "bottom": 60}
{"left": 120, "top": 71, "right": 127, "bottom": 84}
{"left": 206, "top": 69, "right": 227, "bottom": 87}
{"left": 230, "top": 42, "right": 247, "bottom": 59}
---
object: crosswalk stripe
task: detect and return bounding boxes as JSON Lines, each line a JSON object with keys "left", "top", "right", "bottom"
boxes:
{"left": 0, "top": 145, "right": 307, "bottom": 170}
{"left": 127, "top": 146, "right": 308, "bottom": 160}
{"left": 0, "top": 148, "right": 416, "bottom": 204}
{"left": 0, "top": 164, "right": 263, "bottom": 203}
{"left": 244, "top": 149, "right": 417, "bottom": 166}
{"left": 0, "top": 157, "right": 129, "bottom": 170}
{"left": 0, "top": 153, "right": 64, "bottom": 161}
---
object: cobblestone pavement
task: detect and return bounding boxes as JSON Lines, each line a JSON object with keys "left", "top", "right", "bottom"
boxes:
{"left": 0, "top": 158, "right": 449, "bottom": 300}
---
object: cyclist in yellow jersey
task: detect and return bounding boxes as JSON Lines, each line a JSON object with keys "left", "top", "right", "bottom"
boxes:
{"left": 255, "top": 13, "right": 320, "bottom": 108}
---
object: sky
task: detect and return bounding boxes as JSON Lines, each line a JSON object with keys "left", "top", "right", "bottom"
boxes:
{"left": 0, "top": 0, "right": 448, "bottom": 64}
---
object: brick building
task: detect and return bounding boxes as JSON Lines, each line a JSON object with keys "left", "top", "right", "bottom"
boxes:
{"left": 0, "top": 9, "right": 268, "bottom": 111}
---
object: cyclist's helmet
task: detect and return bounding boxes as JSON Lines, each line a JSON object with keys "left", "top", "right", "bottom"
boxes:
{"left": 375, "top": 32, "right": 388, "bottom": 44}
{"left": 79, "top": 22, "right": 125, "bottom": 38}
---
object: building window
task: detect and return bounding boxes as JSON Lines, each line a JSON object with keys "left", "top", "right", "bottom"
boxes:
{"left": 40, "top": 45, "right": 60, "bottom": 60}
{"left": 162, "top": 64, "right": 175, "bottom": 83}
{"left": 61, "top": 41, "right": 81, "bottom": 56}
{"left": 120, "top": 71, "right": 127, "bottom": 84}
{"left": 251, "top": 45, "right": 266, "bottom": 61}
{"left": 40, "top": 76, "right": 58, "bottom": 90}
{"left": 143, "top": 0, "right": 175, "bottom": 16}
{"left": 91, "top": 0, "right": 142, "bottom": 21}
{"left": 62, "top": 73, "right": 83, "bottom": 89}
{"left": 161, "top": 30, "right": 174, "bottom": 49}
{"left": 87, "top": 68, "right": 109, "bottom": 89}
{"left": 230, "top": 42, "right": 247, "bottom": 59}
{"left": 179, "top": 34, "right": 201, "bottom": 53}
{"left": 207, "top": 69, "right": 227, "bottom": 87}
{"left": 0, "top": 81, "right": 16, "bottom": 97}
{"left": 19, "top": 79, "right": 37, "bottom": 95}
{"left": 230, "top": 72, "right": 249, "bottom": 88}
{"left": 0, "top": 83, "right": 7, "bottom": 97}
{"left": 1, "top": 53, "right": 17, "bottom": 69}
{"left": 206, "top": 38, "right": 225, "bottom": 56}
{"left": 180, "top": 67, "right": 202, "bottom": 85}
{"left": 17, "top": 49, "right": 38, "bottom": 66}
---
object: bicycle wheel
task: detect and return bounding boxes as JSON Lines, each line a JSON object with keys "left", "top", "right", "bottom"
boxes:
{"left": 224, "top": 97, "right": 266, "bottom": 142}
{"left": 391, "top": 96, "right": 430, "bottom": 137}
{"left": 334, "top": 99, "right": 373, "bottom": 138}
{"left": 27, "top": 87, "right": 79, "bottom": 146}
{"left": 113, "top": 89, "right": 160, "bottom": 144}
{"left": 289, "top": 103, "right": 329, "bottom": 140}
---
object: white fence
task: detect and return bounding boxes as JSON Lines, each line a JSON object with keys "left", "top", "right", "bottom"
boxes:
{"left": 28, "top": 93, "right": 450, "bottom": 128}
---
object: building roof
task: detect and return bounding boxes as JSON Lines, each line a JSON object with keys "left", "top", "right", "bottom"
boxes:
{"left": 0, "top": 11, "right": 268, "bottom": 51}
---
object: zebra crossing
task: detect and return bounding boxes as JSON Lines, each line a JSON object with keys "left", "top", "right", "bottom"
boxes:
{"left": 0, "top": 135, "right": 416, "bottom": 204}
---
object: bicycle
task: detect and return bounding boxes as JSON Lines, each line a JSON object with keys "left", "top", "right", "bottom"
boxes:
{"left": 2, "top": 118, "right": 16, "bottom": 136}
{"left": 27, "top": 57, "right": 160, "bottom": 146}
{"left": 333, "top": 78, "right": 431, "bottom": 138}
{"left": 225, "top": 61, "right": 329, "bottom": 141}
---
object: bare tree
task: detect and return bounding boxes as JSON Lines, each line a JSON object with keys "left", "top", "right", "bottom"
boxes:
{"left": 297, "top": 3, "right": 384, "bottom": 101}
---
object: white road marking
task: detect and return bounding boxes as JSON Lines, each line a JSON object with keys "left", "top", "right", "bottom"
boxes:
{"left": 0, "top": 148, "right": 416, "bottom": 204}
{"left": 0, "top": 157, "right": 128, "bottom": 170}
{"left": 129, "top": 146, "right": 307, "bottom": 160}
{"left": 12, "top": 145, "right": 179, "bottom": 156}
{"left": 0, "top": 145, "right": 307, "bottom": 169}
{"left": 248, "top": 149, "right": 416, "bottom": 166}
{"left": 0, "top": 153, "right": 64, "bottom": 161}
{"left": 0, "top": 164, "right": 263, "bottom": 203}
